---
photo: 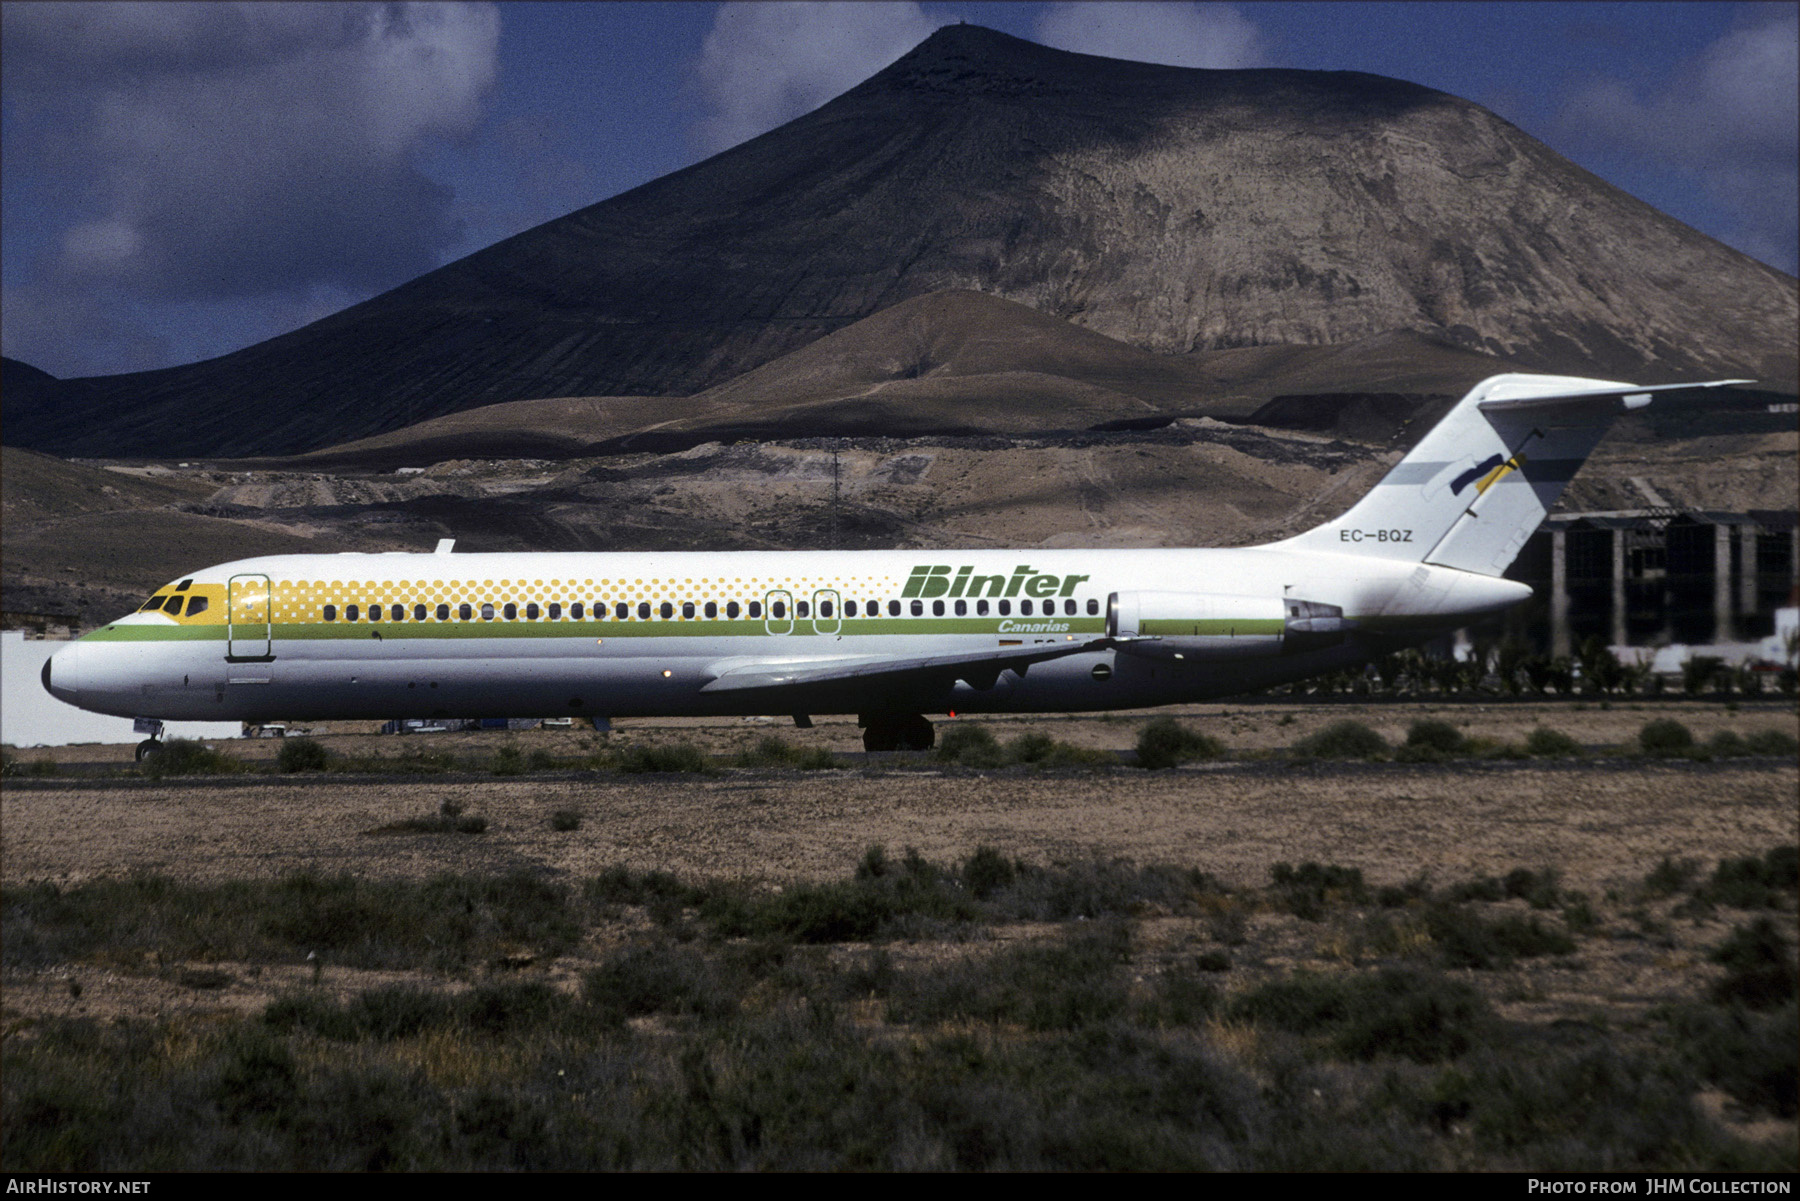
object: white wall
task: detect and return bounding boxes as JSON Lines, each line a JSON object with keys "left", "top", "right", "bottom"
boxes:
{"left": 1, "top": 631, "right": 241, "bottom": 747}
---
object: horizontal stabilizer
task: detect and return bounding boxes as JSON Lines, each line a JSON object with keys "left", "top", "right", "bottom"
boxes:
{"left": 1476, "top": 378, "right": 1753, "bottom": 416}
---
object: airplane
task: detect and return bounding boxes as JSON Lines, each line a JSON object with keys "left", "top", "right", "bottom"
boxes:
{"left": 42, "top": 372, "right": 1751, "bottom": 758}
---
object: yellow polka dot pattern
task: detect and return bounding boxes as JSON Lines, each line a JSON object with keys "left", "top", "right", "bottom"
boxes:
{"left": 266, "top": 573, "right": 908, "bottom": 622}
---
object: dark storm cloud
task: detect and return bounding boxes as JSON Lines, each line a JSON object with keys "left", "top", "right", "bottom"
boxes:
{"left": 2, "top": 1, "right": 498, "bottom": 373}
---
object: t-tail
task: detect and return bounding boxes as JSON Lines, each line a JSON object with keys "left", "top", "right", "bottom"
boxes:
{"left": 1275, "top": 373, "right": 1753, "bottom": 577}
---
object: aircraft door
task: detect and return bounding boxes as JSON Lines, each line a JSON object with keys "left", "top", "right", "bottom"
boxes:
{"left": 764, "top": 590, "right": 793, "bottom": 636}
{"left": 812, "top": 589, "right": 841, "bottom": 636}
{"left": 227, "top": 573, "right": 273, "bottom": 662}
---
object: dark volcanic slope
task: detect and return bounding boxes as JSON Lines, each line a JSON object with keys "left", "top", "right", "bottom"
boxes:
{"left": 275, "top": 291, "right": 1522, "bottom": 468}
{"left": 8, "top": 25, "right": 1795, "bottom": 458}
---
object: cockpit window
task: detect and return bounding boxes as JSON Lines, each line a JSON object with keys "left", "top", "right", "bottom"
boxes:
{"left": 185, "top": 596, "right": 209, "bottom": 617}
{"left": 176, "top": 579, "right": 193, "bottom": 591}
{"left": 140, "top": 594, "right": 166, "bottom": 612}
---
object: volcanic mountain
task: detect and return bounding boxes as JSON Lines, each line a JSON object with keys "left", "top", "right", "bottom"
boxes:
{"left": 6, "top": 24, "right": 1795, "bottom": 459}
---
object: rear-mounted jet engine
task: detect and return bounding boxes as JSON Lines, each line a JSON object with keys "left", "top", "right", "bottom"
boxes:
{"left": 1105, "top": 591, "right": 1353, "bottom": 660}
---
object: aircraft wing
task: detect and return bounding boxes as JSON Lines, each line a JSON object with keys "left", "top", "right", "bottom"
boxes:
{"left": 700, "top": 637, "right": 1111, "bottom": 694}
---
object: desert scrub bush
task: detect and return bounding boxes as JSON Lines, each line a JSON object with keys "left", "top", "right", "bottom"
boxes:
{"left": 1004, "top": 731, "right": 1114, "bottom": 768}
{"left": 140, "top": 738, "right": 237, "bottom": 777}
{"left": 1134, "top": 716, "right": 1224, "bottom": 769}
{"left": 1290, "top": 719, "right": 1387, "bottom": 760}
{"left": 3, "top": 874, "right": 256, "bottom": 970}
{"left": 549, "top": 808, "right": 582, "bottom": 832}
{"left": 1375, "top": 874, "right": 1432, "bottom": 908}
{"left": 585, "top": 865, "right": 708, "bottom": 912}
{"left": 1742, "top": 727, "right": 1800, "bottom": 756}
{"left": 1560, "top": 893, "right": 1600, "bottom": 935}
{"left": 984, "top": 858, "right": 1214, "bottom": 922}
{"left": 1697, "top": 846, "right": 1799, "bottom": 909}
{"left": 886, "top": 918, "right": 1133, "bottom": 1031}
{"left": 2, "top": 870, "right": 580, "bottom": 972}
{"left": 1393, "top": 719, "right": 1469, "bottom": 762}
{"left": 257, "top": 870, "right": 579, "bottom": 970}
{"left": 936, "top": 727, "right": 1111, "bottom": 769}
{"left": 961, "top": 845, "right": 1017, "bottom": 899}
{"left": 490, "top": 744, "right": 525, "bottom": 775}
{"left": 935, "top": 723, "right": 1007, "bottom": 767}
{"left": 1524, "top": 727, "right": 1583, "bottom": 757}
{"left": 1443, "top": 1042, "right": 1761, "bottom": 1170}
{"left": 1423, "top": 904, "right": 1575, "bottom": 970}
{"left": 2, "top": 752, "right": 58, "bottom": 777}
{"left": 1643, "top": 855, "right": 1700, "bottom": 898}
{"left": 1706, "top": 730, "right": 1749, "bottom": 757}
{"left": 1637, "top": 719, "right": 1695, "bottom": 757}
{"left": 616, "top": 742, "right": 712, "bottom": 774}
{"left": 1269, "top": 861, "right": 1369, "bottom": 920}
{"left": 1229, "top": 968, "right": 1494, "bottom": 1063}
{"left": 1136, "top": 957, "right": 1223, "bottom": 1027}
{"left": 376, "top": 798, "right": 487, "bottom": 834}
{"left": 276, "top": 736, "right": 329, "bottom": 772}
{"left": 733, "top": 735, "right": 838, "bottom": 770}
{"left": 1500, "top": 866, "right": 1560, "bottom": 909}
{"left": 583, "top": 941, "right": 749, "bottom": 1023}
{"left": 701, "top": 846, "right": 977, "bottom": 943}
{"left": 1708, "top": 917, "right": 1797, "bottom": 1009}
{"left": 1669, "top": 1001, "right": 1798, "bottom": 1119}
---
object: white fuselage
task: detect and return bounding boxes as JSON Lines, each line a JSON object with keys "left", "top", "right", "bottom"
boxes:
{"left": 43, "top": 545, "right": 1527, "bottom": 724}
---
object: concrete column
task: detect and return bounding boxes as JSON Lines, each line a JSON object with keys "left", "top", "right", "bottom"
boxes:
{"left": 1714, "top": 522, "right": 1733, "bottom": 643}
{"left": 1611, "top": 527, "right": 1627, "bottom": 647}
{"left": 1739, "top": 526, "right": 1759, "bottom": 621}
{"left": 1551, "top": 528, "right": 1570, "bottom": 658}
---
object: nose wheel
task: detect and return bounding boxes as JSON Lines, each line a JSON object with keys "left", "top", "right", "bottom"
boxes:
{"left": 860, "top": 713, "right": 935, "bottom": 752}
{"left": 133, "top": 718, "right": 165, "bottom": 762}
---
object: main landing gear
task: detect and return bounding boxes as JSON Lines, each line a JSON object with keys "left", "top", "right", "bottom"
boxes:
{"left": 861, "top": 713, "right": 935, "bottom": 753}
{"left": 135, "top": 740, "right": 163, "bottom": 762}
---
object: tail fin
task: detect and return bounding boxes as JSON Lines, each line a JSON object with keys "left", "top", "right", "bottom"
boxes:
{"left": 1276, "top": 373, "right": 1752, "bottom": 577}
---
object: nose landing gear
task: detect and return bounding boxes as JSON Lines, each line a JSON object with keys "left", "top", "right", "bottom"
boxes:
{"left": 860, "top": 713, "right": 935, "bottom": 752}
{"left": 133, "top": 718, "right": 164, "bottom": 762}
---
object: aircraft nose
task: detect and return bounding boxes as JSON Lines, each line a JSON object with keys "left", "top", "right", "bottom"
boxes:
{"left": 43, "top": 640, "right": 83, "bottom": 704}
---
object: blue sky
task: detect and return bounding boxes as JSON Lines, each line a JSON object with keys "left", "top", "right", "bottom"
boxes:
{"left": 3, "top": 1, "right": 1794, "bottom": 381}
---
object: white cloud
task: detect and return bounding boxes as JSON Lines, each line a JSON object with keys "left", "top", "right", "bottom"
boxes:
{"left": 1033, "top": 1, "right": 1266, "bottom": 70}
{"left": 1556, "top": 6, "right": 1797, "bottom": 272}
{"left": 692, "top": 1, "right": 947, "bottom": 155}
{"left": 2, "top": 1, "right": 500, "bottom": 301}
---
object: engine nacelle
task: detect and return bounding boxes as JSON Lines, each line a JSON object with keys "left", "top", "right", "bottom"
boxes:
{"left": 1106, "top": 592, "right": 1353, "bottom": 660}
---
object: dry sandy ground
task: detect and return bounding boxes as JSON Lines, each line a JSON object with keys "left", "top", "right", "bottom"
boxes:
{"left": 4, "top": 701, "right": 1795, "bottom": 1050}
{"left": 6, "top": 701, "right": 1794, "bottom": 891}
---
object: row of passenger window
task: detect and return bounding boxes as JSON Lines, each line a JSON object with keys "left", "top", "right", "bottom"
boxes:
{"left": 317, "top": 596, "right": 1103, "bottom": 622}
